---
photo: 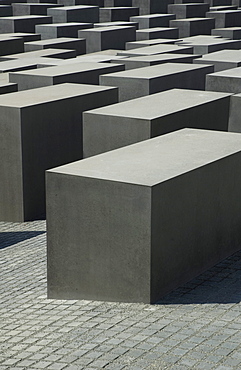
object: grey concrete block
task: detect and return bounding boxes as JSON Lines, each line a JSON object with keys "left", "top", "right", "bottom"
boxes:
{"left": 117, "top": 53, "right": 199, "bottom": 69}
{"left": 47, "top": 5, "right": 99, "bottom": 23}
{"left": 36, "top": 22, "right": 93, "bottom": 39}
{"left": 136, "top": 27, "right": 179, "bottom": 41}
{"left": 211, "top": 26, "right": 241, "bottom": 38}
{"left": 78, "top": 25, "right": 135, "bottom": 53}
{"left": 176, "top": 35, "right": 241, "bottom": 54}
{"left": 0, "top": 81, "right": 18, "bottom": 94}
{"left": 206, "top": 0, "right": 232, "bottom": 6}
{"left": 228, "top": 93, "right": 241, "bottom": 132}
{"left": 100, "top": 63, "right": 214, "bottom": 101}
{"left": 46, "top": 128, "right": 241, "bottom": 303}
{"left": 0, "top": 83, "right": 118, "bottom": 222}
{"left": 104, "top": 0, "right": 132, "bottom": 6}
{"left": 0, "top": 4, "right": 12, "bottom": 16}
{"left": 58, "top": 0, "right": 103, "bottom": 6}
{"left": 117, "top": 44, "right": 194, "bottom": 57}
{"left": 0, "top": 15, "right": 53, "bottom": 33}
{"left": 3, "top": 32, "right": 42, "bottom": 41}
{"left": 28, "top": 0, "right": 58, "bottom": 3}
{"left": 206, "top": 9, "right": 241, "bottom": 28}
{"left": 168, "top": 3, "right": 210, "bottom": 19}
{"left": 132, "top": 0, "right": 171, "bottom": 15}
{"left": 94, "top": 20, "right": 138, "bottom": 29}
{"left": 9, "top": 62, "right": 124, "bottom": 90}
{"left": 126, "top": 38, "right": 177, "bottom": 49}
{"left": 99, "top": 6, "right": 139, "bottom": 22}
{"left": 6, "top": 47, "right": 77, "bottom": 58}
{"left": 0, "top": 58, "right": 38, "bottom": 72}
{"left": 170, "top": 18, "right": 215, "bottom": 38}
{"left": 210, "top": 4, "right": 238, "bottom": 10}
{"left": 206, "top": 66, "right": 241, "bottom": 93}
{"left": 83, "top": 88, "right": 231, "bottom": 157}
{"left": 0, "top": 36, "right": 24, "bottom": 55}
{"left": 12, "top": 3, "right": 61, "bottom": 16}
{"left": 130, "top": 13, "right": 176, "bottom": 29}
{"left": 24, "top": 37, "right": 86, "bottom": 55}
{"left": 193, "top": 49, "right": 241, "bottom": 71}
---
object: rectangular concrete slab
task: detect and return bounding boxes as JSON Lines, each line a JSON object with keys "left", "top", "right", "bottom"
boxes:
{"left": 24, "top": 37, "right": 86, "bottom": 55}
{"left": 194, "top": 49, "right": 241, "bottom": 71}
{"left": 83, "top": 88, "right": 231, "bottom": 157}
{"left": 5, "top": 48, "right": 77, "bottom": 59}
{"left": 46, "top": 128, "right": 241, "bottom": 303}
{"left": 35, "top": 22, "right": 93, "bottom": 39}
{"left": 117, "top": 43, "right": 194, "bottom": 57}
{"left": 130, "top": 13, "right": 176, "bottom": 29}
{"left": 0, "top": 83, "right": 118, "bottom": 222}
{"left": 78, "top": 25, "right": 136, "bottom": 53}
{"left": 206, "top": 66, "right": 241, "bottom": 93}
{"left": 228, "top": 92, "right": 241, "bottom": 132}
{"left": 47, "top": 5, "right": 99, "bottom": 23}
{"left": 170, "top": 18, "right": 215, "bottom": 38}
{"left": 0, "top": 15, "right": 53, "bottom": 33}
{"left": 9, "top": 62, "right": 124, "bottom": 90}
{"left": 100, "top": 63, "right": 214, "bottom": 101}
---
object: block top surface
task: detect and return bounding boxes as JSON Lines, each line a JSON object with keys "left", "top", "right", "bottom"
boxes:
{"left": 50, "top": 5, "right": 98, "bottom": 9}
{"left": 100, "top": 62, "right": 211, "bottom": 79}
{"left": 36, "top": 22, "right": 90, "bottom": 27}
{"left": 79, "top": 25, "right": 134, "bottom": 32}
{"left": 25, "top": 37, "right": 80, "bottom": 45}
{"left": 84, "top": 88, "right": 231, "bottom": 120}
{"left": 10, "top": 62, "right": 121, "bottom": 77}
{"left": 200, "top": 49, "right": 241, "bottom": 62}
{"left": 7, "top": 48, "right": 74, "bottom": 58}
{"left": 0, "top": 83, "right": 116, "bottom": 108}
{"left": 0, "top": 15, "right": 49, "bottom": 19}
{"left": 208, "top": 66, "right": 241, "bottom": 77}
{"left": 118, "top": 44, "right": 193, "bottom": 55}
{"left": 123, "top": 53, "right": 197, "bottom": 62}
{"left": 48, "top": 129, "right": 241, "bottom": 186}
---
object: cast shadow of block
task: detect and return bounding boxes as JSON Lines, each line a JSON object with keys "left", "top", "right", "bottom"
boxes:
{"left": 0, "top": 231, "right": 45, "bottom": 250}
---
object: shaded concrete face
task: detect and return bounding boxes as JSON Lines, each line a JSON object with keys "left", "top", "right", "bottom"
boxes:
{"left": 35, "top": 22, "right": 93, "bottom": 39}
{"left": 228, "top": 93, "right": 241, "bottom": 133}
{"left": 130, "top": 13, "right": 176, "bottom": 29}
{"left": 47, "top": 129, "right": 241, "bottom": 303}
{"left": 0, "top": 83, "right": 118, "bottom": 222}
{"left": 0, "top": 15, "right": 53, "bottom": 33}
{"left": 24, "top": 37, "right": 86, "bottom": 55}
{"left": 170, "top": 18, "right": 215, "bottom": 38}
{"left": 100, "top": 63, "right": 214, "bottom": 101}
{"left": 83, "top": 89, "right": 231, "bottom": 157}
{"left": 47, "top": 5, "right": 99, "bottom": 23}
{"left": 78, "top": 26, "right": 136, "bottom": 53}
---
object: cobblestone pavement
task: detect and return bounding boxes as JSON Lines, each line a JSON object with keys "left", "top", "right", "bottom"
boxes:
{"left": 1, "top": 221, "right": 241, "bottom": 370}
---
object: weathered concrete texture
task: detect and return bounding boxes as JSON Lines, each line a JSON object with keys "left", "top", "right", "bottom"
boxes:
{"left": 5, "top": 47, "right": 77, "bottom": 59}
{"left": 168, "top": 3, "right": 210, "bottom": 19}
{"left": 24, "top": 37, "right": 86, "bottom": 55}
{"left": 9, "top": 62, "right": 124, "bottom": 90}
{"left": 117, "top": 43, "right": 194, "bottom": 57}
{"left": 83, "top": 88, "right": 231, "bottom": 157}
{"left": 0, "top": 36, "right": 24, "bottom": 56}
{"left": 206, "top": 9, "right": 241, "bottom": 28}
{"left": 170, "top": 18, "right": 215, "bottom": 38}
{"left": 99, "top": 6, "right": 139, "bottom": 22}
{"left": 176, "top": 35, "right": 241, "bottom": 54}
{"left": 212, "top": 26, "right": 241, "bottom": 38}
{"left": 132, "top": 0, "right": 171, "bottom": 15}
{"left": 116, "top": 53, "right": 199, "bottom": 69}
{"left": 126, "top": 38, "right": 177, "bottom": 49}
{"left": 35, "top": 21, "right": 92, "bottom": 39}
{"left": 0, "top": 83, "right": 118, "bottom": 222}
{"left": 136, "top": 27, "right": 179, "bottom": 40}
{"left": 47, "top": 128, "right": 241, "bottom": 303}
{"left": 100, "top": 63, "right": 213, "bottom": 101}
{"left": 78, "top": 25, "right": 136, "bottom": 53}
{"left": 0, "top": 15, "right": 53, "bottom": 33}
{"left": 47, "top": 5, "right": 99, "bottom": 23}
{"left": 12, "top": 2, "right": 61, "bottom": 16}
{"left": 130, "top": 13, "right": 176, "bottom": 29}
{"left": 206, "top": 66, "right": 241, "bottom": 93}
{"left": 228, "top": 93, "right": 241, "bottom": 132}
{"left": 194, "top": 49, "right": 241, "bottom": 71}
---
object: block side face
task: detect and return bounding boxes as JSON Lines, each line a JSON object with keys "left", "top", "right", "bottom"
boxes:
{"left": 0, "top": 107, "right": 24, "bottom": 221}
{"left": 151, "top": 153, "right": 241, "bottom": 303}
{"left": 83, "top": 113, "right": 151, "bottom": 157}
{"left": 228, "top": 94, "right": 241, "bottom": 132}
{"left": 47, "top": 174, "right": 152, "bottom": 303}
{"left": 151, "top": 96, "right": 230, "bottom": 136}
